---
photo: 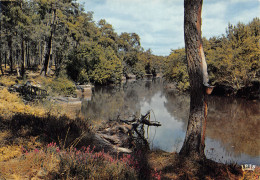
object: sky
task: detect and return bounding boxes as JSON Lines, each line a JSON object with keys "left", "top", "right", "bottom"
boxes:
{"left": 78, "top": 0, "right": 259, "bottom": 56}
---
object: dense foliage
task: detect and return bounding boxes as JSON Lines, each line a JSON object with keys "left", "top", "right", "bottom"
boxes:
{"left": 1, "top": 1, "right": 259, "bottom": 95}
{"left": 0, "top": 0, "right": 164, "bottom": 85}
{"left": 164, "top": 48, "right": 189, "bottom": 91}
{"left": 164, "top": 18, "right": 260, "bottom": 97}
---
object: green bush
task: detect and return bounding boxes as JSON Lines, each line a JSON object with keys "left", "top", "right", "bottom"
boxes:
{"left": 163, "top": 48, "right": 190, "bottom": 91}
{"left": 67, "top": 43, "right": 123, "bottom": 85}
{"left": 44, "top": 77, "right": 76, "bottom": 96}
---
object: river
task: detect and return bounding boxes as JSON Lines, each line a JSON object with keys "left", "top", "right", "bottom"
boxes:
{"left": 79, "top": 78, "right": 260, "bottom": 165}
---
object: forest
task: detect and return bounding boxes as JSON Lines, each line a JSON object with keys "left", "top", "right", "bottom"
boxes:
{"left": 0, "top": 0, "right": 259, "bottom": 98}
{"left": 0, "top": 0, "right": 259, "bottom": 179}
{"left": 0, "top": 0, "right": 163, "bottom": 85}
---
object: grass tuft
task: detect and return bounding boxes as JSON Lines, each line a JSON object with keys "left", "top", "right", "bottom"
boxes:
{"left": 0, "top": 88, "right": 45, "bottom": 118}
{"left": 0, "top": 143, "right": 138, "bottom": 179}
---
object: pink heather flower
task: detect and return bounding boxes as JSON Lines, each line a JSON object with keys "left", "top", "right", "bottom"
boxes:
{"left": 56, "top": 147, "right": 60, "bottom": 153}
{"left": 34, "top": 148, "right": 39, "bottom": 153}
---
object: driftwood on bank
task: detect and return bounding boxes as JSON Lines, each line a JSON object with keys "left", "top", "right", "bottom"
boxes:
{"left": 119, "top": 111, "right": 161, "bottom": 127}
{"left": 94, "top": 111, "right": 161, "bottom": 154}
{"left": 9, "top": 81, "right": 47, "bottom": 100}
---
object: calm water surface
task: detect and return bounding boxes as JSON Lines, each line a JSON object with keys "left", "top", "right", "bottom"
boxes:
{"left": 80, "top": 79, "right": 260, "bottom": 165}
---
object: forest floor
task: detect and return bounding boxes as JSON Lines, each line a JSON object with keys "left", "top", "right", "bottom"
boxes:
{"left": 0, "top": 71, "right": 259, "bottom": 179}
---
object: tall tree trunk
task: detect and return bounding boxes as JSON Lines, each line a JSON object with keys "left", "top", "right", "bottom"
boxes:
{"left": 40, "top": 41, "right": 46, "bottom": 67}
{"left": 40, "top": 9, "right": 56, "bottom": 76}
{"left": 0, "top": 19, "right": 3, "bottom": 75}
{"left": 21, "top": 36, "right": 26, "bottom": 77}
{"left": 16, "top": 49, "right": 21, "bottom": 77}
{"left": 40, "top": 33, "right": 53, "bottom": 76}
{"left": 0, "top": 52, "right": 3, "bottom": 75}
{"left": 8, "top": 36, "right": 13, "bottom": 73}
{"left": 26, "top": 41, "right": 30, "bottom": 68}
{"left": 4, "top": 51, "right": 7, "bottom": 69}
{"left": 179, "top": 0, "right": 210, "bottom": 160}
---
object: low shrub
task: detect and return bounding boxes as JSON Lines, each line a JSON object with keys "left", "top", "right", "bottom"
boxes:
{"left": 34, "top": 76, "right": 76, "bottom": 96}
{"left": 0, "top": 88, "right": 45, "bottom": 118}
{"left": 0, "top": 143, "right": 138, "bottom": 179}
{"left": 0, "top": 75, "right": 21, "bottom": 87}
{"left": 46, "top": 77, "right": 76, "bottom": 96}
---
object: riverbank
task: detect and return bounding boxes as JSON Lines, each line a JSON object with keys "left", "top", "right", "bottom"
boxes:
{"left": 0, "top": 109, "right": 256, "bottom": 179}
{"left": 1, "top": 75, "right": 259, "bottom": 179}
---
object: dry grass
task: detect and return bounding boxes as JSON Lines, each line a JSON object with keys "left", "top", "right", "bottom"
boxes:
{"left": 0, "top": 88, "right": 46, "bottom": 119}
{"left": 0, "top": 71, "right": 250, "bottom": 180}
{"left": 241, "top": 166, "right": 260, "bottom": 180}
{"left": 0, "top": 72, "right": 139, "bottom": 179}
{"left": 0, "top": 145, "right": 22, "bottom": 162}
{"left": 148, "top": 150, "right": 243, "bottom": 180}
{"left": 0, "top": 75, "right": 21, "bottom": 87}
{"left": 0, "top": 70, "right": 79, "bottom": 119}
{"left": 0, "top": 86, "right": 78, "bottom": 120}
{"left": 0, "top": 143, "right": 138, "bottom": 179}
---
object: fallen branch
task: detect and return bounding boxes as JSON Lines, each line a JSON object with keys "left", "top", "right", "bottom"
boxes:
{"left": 96, "top": 111, "right": 161, "bottom": 154}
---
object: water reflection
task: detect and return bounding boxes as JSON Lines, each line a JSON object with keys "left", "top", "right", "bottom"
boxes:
{"left": 206, "top": 96, "right": 260, "bottom": 165}
{"left": 80, "top": 79, "right": 260, "bottom": 165}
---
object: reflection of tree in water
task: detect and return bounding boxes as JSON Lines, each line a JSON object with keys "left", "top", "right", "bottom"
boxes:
{"left": 163, "top": 92, "right": 260, "bottom": 157}
{"left": 163, "top": 90, "right": 189, "bottom": 127}
{"left": 207, "top": 96, "right": 260, "bottom": 157}
{"left": 81, "top": 79, "right": 260, "bottom": 159}
{"left": 81, "top": 86, "right": 125, "bottom": 122}
{"left": 81, "top": 79, "right": 164, "bottom": 124}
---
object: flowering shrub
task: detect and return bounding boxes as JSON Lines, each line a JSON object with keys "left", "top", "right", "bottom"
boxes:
{"left": 151, "top": 168, "right": 162, "bottom": 180}
{"left": 58, "top": 145, "right": 137, "bottom": 179}
{"left": 0, "top": 142, "right": 138, "bottom": 179}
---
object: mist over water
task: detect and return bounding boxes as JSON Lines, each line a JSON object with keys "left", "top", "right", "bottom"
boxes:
{"left": 80, "top": 79, "right": 260, "bottom": 165}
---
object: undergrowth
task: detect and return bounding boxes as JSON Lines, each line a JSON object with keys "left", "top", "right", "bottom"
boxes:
{"left": 0, "top": 88, "right": 45, "bottom": 118}
{"left": 0, "top": 73, "right": 248, "bottom": 180}
{"left": 34, "top": 76, "right": 76, "bottom": 96}
{"left": 0, "top": 143, "right": 138, "bottom": 179}
{"left": 0, "top": 87, "right": 144, "bottom": 179}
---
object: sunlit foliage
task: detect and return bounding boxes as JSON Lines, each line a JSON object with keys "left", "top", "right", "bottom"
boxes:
{"left": 0, "top": 88, "right": 45, "bottom": 118}
{"left": 0, "top": 0, "right": 163, "bottom": 84}
{"left": 164, "top": 18, "right": 260, "bottom": 95}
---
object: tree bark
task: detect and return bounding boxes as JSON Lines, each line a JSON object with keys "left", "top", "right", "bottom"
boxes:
{"left": 0, "top": 53, "right": 3, "bottom": 75}
{"left": 40, "top": 9, "right": 56, "bottom": 76}
{"left": 16, "top": 49, "right": 20, "bottom": 77}
{"left": 26, "top": 41, "right": 30, "bottom": 68}
{"left": 4, "top": 51, "right": 7, "bottom": 70}
{"left": 0, "top": 17, "right": 3, "bottom": 75}
{"left": 21, "top": 36, "right": 26, "bottom": 77}
{"left": 8, "top": 36, "right": 13, "bottom": 73}
{"left": 40, "top": 41, "right": 46, "bottom": 67}
{"left": 179, "top": 0, "right": 209, "bottom": 160}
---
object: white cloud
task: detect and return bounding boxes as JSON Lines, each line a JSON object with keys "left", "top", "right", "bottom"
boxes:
{"left": 79, "top": 0, "right": 259, "bottom": 56}
{"left": 203, "top": 2, "right": 228, "bottom": 19}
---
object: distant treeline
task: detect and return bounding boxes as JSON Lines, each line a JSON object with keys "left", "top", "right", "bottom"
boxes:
{"left": 0, "top": 0, "right": 164, "bottom": 84}
{"left": 164, "top": 18, "right": 260, "bottom": 98}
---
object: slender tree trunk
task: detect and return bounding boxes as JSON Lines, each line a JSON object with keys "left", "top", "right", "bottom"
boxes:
{"left": 0, "top": 52, "right": 3, "bottom": 75}
{"left": 40, "top": 33, "right": 53, "bottom": 75}
{"left": 21, "top": 36, "right": 26, "bottom": 77}
{"left": 179, "top": 0, "right": 210, "bottom": 160}
{"left": 0, "top": 15, "right": 3, "bottom": 75}
{"left": 26, "top": 41, "right": 30, "bottom": 68}
{"left": 40, "top": 9, "right": 56, "bottom": 76}
{"left": 16, "top": 49, "right": 21, "bottom": 77}
{"left": 40, "top": 41, "right": 45, "bottom": 67}
{"left": 8, "top": 37, "right": 13, "bottom": 73}
{"left": 4, "top": 51, "right": 7, "bottom": 69}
